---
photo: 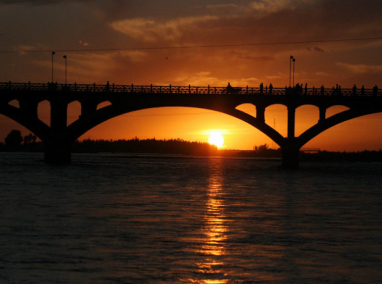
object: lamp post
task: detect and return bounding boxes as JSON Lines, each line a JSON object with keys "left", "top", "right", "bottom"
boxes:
{"left": 292, "top": 58, "right": 296, "bottom": 87}
{"left": 51, "top": 51, "right": 55, "bottom": 83}
{"left": 289, "top": 55, "right": 294, "bottom": 87}
{"left": 63, "top": 55, "right": 67, "bottom": 85}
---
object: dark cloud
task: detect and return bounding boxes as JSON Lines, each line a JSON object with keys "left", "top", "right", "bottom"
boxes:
{"left": 307, "top": 47, "right": 325, "bottom": 53}
{"left": 314, "top": 47, "right": 325, "bottom": 53}
{"left": 0, "top": 0, "right": 90, "bottom": 5}
{"left": 230, "top": 51, "right": 275, "bottom": 61}
{"left": 177, "top": 0, "right": 382, "bottom": 52}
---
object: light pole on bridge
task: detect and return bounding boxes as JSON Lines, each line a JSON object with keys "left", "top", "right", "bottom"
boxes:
{"left": 63, "top": 55, "right": 67, "bottom": 85}
{"left": 289, "top": 55, "right": 294, "bottom": 87}
{"left": 292, "top": 57, "right": 296, "bottom": 87}
{"left": 51, "top": 51, "right": 55, "bottom": 83}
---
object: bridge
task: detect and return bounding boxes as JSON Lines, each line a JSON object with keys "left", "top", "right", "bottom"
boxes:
{"left": 1, "top": 81, "right": 382, "bottom": 168}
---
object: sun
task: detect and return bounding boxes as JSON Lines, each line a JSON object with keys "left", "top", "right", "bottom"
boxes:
{"left": 208, "top": 132, "right": 224, "bottom": 148}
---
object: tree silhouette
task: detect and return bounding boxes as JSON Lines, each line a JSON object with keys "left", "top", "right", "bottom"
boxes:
{"left": 5, "top": 130, "right": 23, "bottom": 150}
{"left": 23, "top": 133, "right": 36, "bottom": 145}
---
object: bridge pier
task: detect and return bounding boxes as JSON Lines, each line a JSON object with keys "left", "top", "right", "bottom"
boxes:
{"left": 44, "top": 137, "right": 71, "bottom": 164}
{"left": 256, "top": 105, "right": 265, "bottom": 122}
{"left": 282, "top": 105, "right": 300, "bottom": 169}
{"left": 319, "top": 107, "right": 326, "bottom": 123}
{"left": 282, "top": 140, "right": 300, "bottom": 169}
{"left": 44, "top": 98, "right": 71, "bottom": 164}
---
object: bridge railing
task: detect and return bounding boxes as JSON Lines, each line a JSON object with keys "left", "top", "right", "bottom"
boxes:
{"left": 0, "top": 82, "right": 381, "bottom": 97}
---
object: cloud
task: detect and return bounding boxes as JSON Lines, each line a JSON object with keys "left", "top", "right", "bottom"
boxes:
{"left": 206, "top": 0, "right": 303, "bottom": 17}
{"left": 79, "top": 40, "right": 90, "bottom": 47}
{"left": 11, "top": 44, "right": 48, "bottom": 55}
{"left": 173, "top": 71, "right": 259, "bottom": 86}
{"left": 248, "top": 0, "right": 295, "bottom": 14}
{"left": 174, "top": 71, "right": 221, "bottom": 86}
{"left": 315, "top": 71, "right": 330, "bottom": 77}
{"left": 336, "top": 62, "right": 382, "bottom": 74}
{"left": 0, "top": 0, "right": 89, "bottom": 5}
{"left": 13, "top": 44, "right": 37, "bottom": 52}
{"left": 230, "top": 51, "right": 275, "bottom": 61}
{"left": 110, "top": 16, "right": 219, "bottom": 42}
{"left": 307, "top": 47, "right": 325, "bottom": 53}
{"left": 206, "top": 4, "right": 239, "bottom": 10}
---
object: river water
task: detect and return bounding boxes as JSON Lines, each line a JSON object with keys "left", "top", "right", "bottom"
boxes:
{"left": 1, "top": 152, "right": 382, "bottom": 283}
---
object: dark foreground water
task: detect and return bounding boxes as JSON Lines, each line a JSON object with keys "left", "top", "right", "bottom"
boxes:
{"left": 1, "top": 152, "right": 382, "bottom": 284}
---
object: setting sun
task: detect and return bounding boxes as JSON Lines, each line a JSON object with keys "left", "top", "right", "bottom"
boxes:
{"left": 208, "top": 132, "right": 224, "bottom": 148}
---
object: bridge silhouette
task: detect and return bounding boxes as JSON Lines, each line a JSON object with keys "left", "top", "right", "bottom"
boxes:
{"left": 1, "top": 81, "right": 381, "bottom": 168}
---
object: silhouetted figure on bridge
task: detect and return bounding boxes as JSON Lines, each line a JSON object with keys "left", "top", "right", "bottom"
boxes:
{"left": 269, "top": 83, "right": 273, "bottom": 95}
{"left": 305, "top": 83, "right": 308, "bottom": 95}
{"left": 321, "top": 85, "right": 325, "bottom": 95}
{"left": 295, "top": 83, "right": 303, "bottom": 95}
{"left": 334, "top": 84, "right": 342, "bottom": 96}
{"left": 226, "top": 82, "right": 232, "bottom": 94}
{"left": 260, "top": 83, "right": 264, "bottom": 95}
{"left": 106, "top": 81, "right": 110, "bottom": 92}
{"left": 373, "top": 85, "right": 379, "bottom": 96}
{"left": 361, "top": 85, "right": 365, "bottom": 96}
{"left": 227, "top": 82, "right": 233, "bottom": 94}
{"left": 226, "top": 82, "right": 241, "bottom": 94}
{"left": 353, "top": 84, "right": 357, "bottom": 96}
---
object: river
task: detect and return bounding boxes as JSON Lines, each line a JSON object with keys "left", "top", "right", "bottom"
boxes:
{"left": 1, "top": 152, "right": 381, "bottom": 283}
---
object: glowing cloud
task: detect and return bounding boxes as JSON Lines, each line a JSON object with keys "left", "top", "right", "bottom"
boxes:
{"left": 110, "top": 16, "right": 219, "bottom": 42}
{"left": 336, "top": 62, "right": 382, "bottom": 74}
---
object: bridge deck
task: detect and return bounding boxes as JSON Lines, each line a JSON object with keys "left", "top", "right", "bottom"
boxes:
{"left": 0, "top": 82, "right": 380, "bottom": 97}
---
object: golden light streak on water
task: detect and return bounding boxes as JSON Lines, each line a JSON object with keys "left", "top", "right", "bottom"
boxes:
{"left": 194, "top": 159, "right": 229, "bottom": 283}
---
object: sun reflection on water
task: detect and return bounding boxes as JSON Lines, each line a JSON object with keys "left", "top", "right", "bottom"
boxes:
{"left": 196, "top": 159, "right": 229, "bottom": 283}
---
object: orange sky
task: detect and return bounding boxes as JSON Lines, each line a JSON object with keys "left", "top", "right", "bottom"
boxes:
{"left": 1, "top": 0, "right": 382, "bottom": 151}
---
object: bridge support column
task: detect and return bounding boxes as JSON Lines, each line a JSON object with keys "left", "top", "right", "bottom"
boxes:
{"left": 51, "top": 99, "right": 68, "bottom": 129}
{"left": 282, "top": 139, "right": 300, "bottom": 169}
{"left": 287, "top": 106, "right": 295, "bottom": 139}
{"left": 45, "top": 98, "right": 71, "bottom": 164}
{"left": 282, "top": 106, "right": 300, "bottom": 169}
{"left": 256, "top": 105, "right": 265, "bottom": 122}
{"left": 44, "top": 137, "right": 71, "bottom": 164}
{"left": 319, "top": 107, "right": 326, "bottom": 123}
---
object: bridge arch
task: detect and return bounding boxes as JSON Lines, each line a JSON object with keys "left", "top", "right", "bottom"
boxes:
{"left": 295, "top": 104, "right": 320, "bottom": 137}
{"left": 297, "top": 108, "right": 382, "bottom": 148}
{"left": 97, "top": 101, "right": 112, "bottom": 110}
{"left": 326, "top": 105, "right": 350, "bottom": 119}
{"left": 0, "top": 104, "right": 50, "bottom": 140}
{"left": 264, "top": 104, "right": 288, "bottom": 138}
{"left": 38, "top": 100, "right": 51, "bottom": 127}
{"left": 67, "top": 105, "right": 285, "bottom": 148}
{"left": 301, "top": 112, "right": 382, "bottom": 150}
{"left": 235, "top": 103, "right": 257, "bottom": 118}
{"left": 67, "top": 101, "right": 82, "bottom": 126}
{"left": 8, "top": 99, "right": 20, "bottom": 109}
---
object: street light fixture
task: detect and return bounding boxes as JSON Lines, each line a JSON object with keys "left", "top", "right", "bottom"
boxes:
{"left": 289, "top": 55, "right": 294, "bottom": 87}
{"left": 51, "top": 51, "right": 55, "bottom": 83}
{"left": 292, "top": 58, "right": 296, "bottom": 87}
{"left": 63, "top": 55, "right": 67, "bottom": 85}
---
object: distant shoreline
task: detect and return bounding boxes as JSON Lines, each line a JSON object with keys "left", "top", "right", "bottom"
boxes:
{"left": 1, "top": 136, "right": 382, "bottom": 162}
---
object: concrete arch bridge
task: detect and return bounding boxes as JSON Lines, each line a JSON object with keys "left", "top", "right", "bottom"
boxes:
{"left": 1, "top": 82, "right": 381, "bottom": 168}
